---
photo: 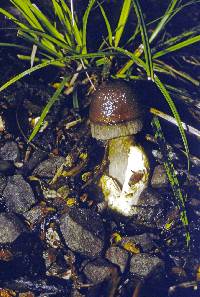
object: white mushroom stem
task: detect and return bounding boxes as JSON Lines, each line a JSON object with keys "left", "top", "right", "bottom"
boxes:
{"left": 100, "top": 136, "right": 149, "bottom": 216}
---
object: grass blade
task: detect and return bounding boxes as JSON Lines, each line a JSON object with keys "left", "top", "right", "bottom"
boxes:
{"left": 151, "top": 116, "right": 190, "bottom": 247}
{"left": 60, "top": 0, "right": 83, "bottom": 48}
{"left": 10, "top": 0, "right": 43, "bottom": 30}
{"left": 153, "top": 26, "right": 200, "bottom": 52}
{"left": 98, "top": 2, "right": 113, "bottom": 46}
{"left": 0, "top": 51, "right": 114, "bottom": 93}
{"left": 149, "top": 0, "right": 181, "bottom": 43}
{"left": 153, "top": 35, "right": 200, "bottom": 59}
{"left": 82, "top": 0, "right": 96, "bottom": 54}
{"left": 132, "top": 0, "right": 154, "bottom": 80}
{"left": 18, "top": 31, "right": 62, "bottom": 57}
{"left": 19, "top": 28, "right": 71, "bottom": 52}
{"left": 117, "top": 0, "right": 181, "bottom": 76}
{"left": 114, "top": 47, "right": 146, "bottom": 70}
{"left": 29, "top": 76, "right": 69, "bottom": 141}
{"left": 52, "top": 0, "right": 72, "bottom": 45}
{"left": 114, "top": 0, "right": 131, "bottom": 47}
{"left": 154, "top": 75, "right": 190, "bottom": 170}
{"left": 0, "top": 42, "right": 29, "bottom": 50}
{"left": 29, "top": 4, "right": 65, "bottom": 42}
{"left": 154, "top": 60, "right": 199, "bottom": 86}
{"left": 0, "top": 7, "right": 28, "bottom": 29}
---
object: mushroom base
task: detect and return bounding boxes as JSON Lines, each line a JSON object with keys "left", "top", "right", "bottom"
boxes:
{"left": 100, "top": 139, "right": 149, "bottom": 217}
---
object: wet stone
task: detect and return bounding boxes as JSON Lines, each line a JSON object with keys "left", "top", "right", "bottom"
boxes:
{"left": 0, "top": 141, "right": 19, "bottom": 162}
{"left": 105, "top": 246, "right": 129, "bottom": 273}
{"left": 23, "top": 205, "right": 45, "bottom": 227}
{"left": 83, "top": 258, "right": 117, "bottom": 285}
{"left": 3, "top": 175, "right": 36, "bottom": 214}
{"left": 60, "top": 208, "right": 105, "bottom": 258}
{"left": 136, "top": 189, "right": 164, "bottom": 228}
{"left": 130, "top": 253, "right": 165, "bottom": 280}
{"left": 23, "top": 149, "right": 48, "bottom": 176}
{"left": 0, "top": 176, "right": 7, "bottom": 194}
{"left": 151, "top": 165, "right": 168, "bottom": 188}
{"left": 0, "top": 212, "right": 26, "bottom": 244}
{"left": 0, "top": 160, "right": 15, "bottom": 175}
{"left": 121, "top": 233, "right": 159, "bottom": 253}
{"left": 32, "top": 156, "right": 65, "bottom": 181}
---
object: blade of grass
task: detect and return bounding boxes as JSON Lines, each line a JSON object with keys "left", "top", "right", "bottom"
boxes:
{"left": 60, "top": 0, "right": 83, "bottom": 48}
{"left": 153, "top": 26, "right": 200, "bottom": 53}
{"left": 132, "top": 0, "right": 154, "bottom": 80}
{"left": 149, "top": 0, "right": 181, "bottom": 43}
{"left": 0, "top": 42, "right": 29, "bottom": 50}
{"left": 19, "top": 28, "right": 71, "bottom": 52}
{"left": 29, "top": 76, "right": 69, "bottom": 141}
{"left": 114, "top": 0, "right": 131, "bottom": 47}
{"left": 18, "top": 31, "right": 62, "bottom": 57}
{"left": 0, "top": 7, "right": 28, "bottom": 29}
{"left": 154, "top": 60, "right": 199, "bottom": 86}
{"left": 0, "top": 51, "right": 115, "bottom": 92}
{"left": 154, "top": 75, "right": 190, "bottom": 170}
{"left": 82, "top": 0, "right": 96, "bottom": 54}
{"left": 113, "top": 46, "right": 147, "bottom": 70}
{"left": 117, "top": 0, "right": 181, "bottom": 75}
{"left": 17, "top": 54, "right": 65, "bottom": 66}
{"left": 29, "top": 4, "right": 65, "bottom": 42}
{"left": 153, "top": 35, "right": 200, "bottom": 59}
{"left": 10, "top": 0, "right": 44, "bottom": 30}
{"left": 98, "top": 2, "right": 113, "bottom": 46}
{"left": 52, "top": 0, "right": 72, "bottom": 46}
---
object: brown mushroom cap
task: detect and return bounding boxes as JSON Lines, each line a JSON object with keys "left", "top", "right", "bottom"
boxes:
{"left": 89, "top": 81, "right": 143, "bottom": 140}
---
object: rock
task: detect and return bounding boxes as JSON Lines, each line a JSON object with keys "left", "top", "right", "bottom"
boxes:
{"left": 0, "top": 160, "right": 15, "bottom": 175}
{"left": 3, "top": 175, "right": 36, "bottom": 214}
{"left": 23, "top": 205, "right": 45, "bottom": 227}
{"left": 83, "top": 258, "right": 117, "bottom": 284}
{"left": 105, "top": 246, "right": 129, "bottom": 273}
{"left": 32, "top": 156, "right": 65, "bottom": 181}
{"left": 136, "top": 189, "right": 164, "bottom": 228}
{"left": 151, "top": 165, "right": 168, "bottom": 188}
{"left": 130, "top": 253, "right": 165, "bottom": 280}
{"left": 121, "top": 233, "right": 159, "bottom": 253}
{"left": 0, "top": 212, "right": 26, "bottom": 244}
{"left": 0, "top": 176, "right": 7, "bottom": 194}
{"left": 0, "top": 141, "right": 19, "bottom": 161}
{"left": 23, "top": 149, "right": 48, "bottom": 176}
{"left": 60, "top": 208, "right": 105, "bottom": 258}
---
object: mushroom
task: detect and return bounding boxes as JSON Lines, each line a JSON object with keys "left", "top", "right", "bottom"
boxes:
{"left": 89, "top": 81, "right": 149, "bottom": 216}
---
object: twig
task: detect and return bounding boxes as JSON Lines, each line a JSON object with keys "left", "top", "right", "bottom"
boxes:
{"left": 150, "top": 107, "right": 200, "bottom": 139}
{"left": 168, "top": 280, "right": 198, "bottom": 296}
{"left": 80, "top": 59, "right": 96, "bottom": 91}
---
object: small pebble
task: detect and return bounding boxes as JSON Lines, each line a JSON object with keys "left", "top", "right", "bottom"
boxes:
{"left": 3, "top": 175, "right": 36, "bottom": 214}
{"left": 83, "top": 258, "right": 118, "bottom": 284}
{"left": 151, "top": 165, "right": 168, "bottom": 188}
{"left": 33, "top": 156, "right": 65, "bottom": 181}
{"left": 0, "top": 141, "right": 20, "bottom": 162}
{"left": 0, "top": 212, "right": 26, "bottom": 244}
{"left": 130, "top": 253, "right": 165, "bottom": 280}
{"left": 105, "top": 246, "right": 129, "bottom": 273}
{"left": 60, "top": 208, "right": 105, "bottom": 258}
